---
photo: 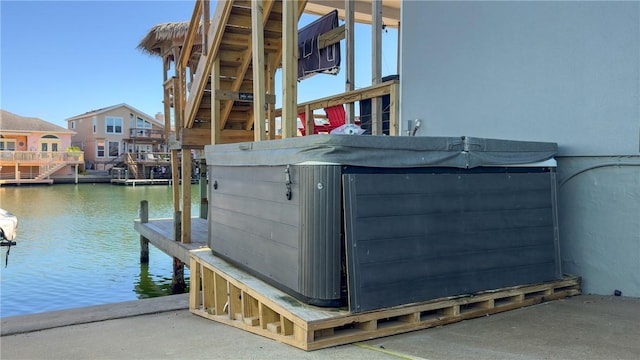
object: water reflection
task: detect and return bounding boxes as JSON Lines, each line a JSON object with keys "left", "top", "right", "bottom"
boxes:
{"left": 0, "top": 184, "right": 200, "bottom": 317}
{"left": 135, "top": 263, "right": 189, "bottom": 298}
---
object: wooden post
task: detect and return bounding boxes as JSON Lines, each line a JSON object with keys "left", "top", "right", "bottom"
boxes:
{"left": 171, "top": 257, "right": 186, "bottom": 294}
{"left": 345, "top": 0, "right": 355, "bottom": 124}
{"left": 252, "top": 0, "right": 267, "bottom": 142}
{"left": 200, "top": 158, "right": 208, "bottom": 219}
{"left": 211, "top": 57, "right": 221, "bottom": 145}
{"left": 389, "top": 81, "right": 399, "bottom": 136}
{"left": 371, "top": 0, "right": 383, "bottom": 135}
{"left": 266, "top": 53, "right": 276, "bottom": 140}
{"left": 281, "top": 0, "right": 298, "bottom": 138}
{"left": 181, "top": 151, "right": 192, "bottom": 244}
{"left": 170, "top": 150, "right": 180, "bottom": 211}
{"left": 171, "top": 209, "right": 186, "bottom": 293}
{"left": 139, "top": 200, "right": 149, "bottom": 263}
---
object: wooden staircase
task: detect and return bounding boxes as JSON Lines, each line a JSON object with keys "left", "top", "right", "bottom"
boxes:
{"left": 34, "top": 162, "right": 68, "bottom": 181}
{"left": 176, "top": 0, "right": 306, "bottom": 146}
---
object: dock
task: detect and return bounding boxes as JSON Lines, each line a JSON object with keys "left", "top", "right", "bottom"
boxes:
{"left": 133, "top": 217, "right": 208, "bottom": 264}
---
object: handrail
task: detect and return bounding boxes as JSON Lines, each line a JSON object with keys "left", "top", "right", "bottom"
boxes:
{"left": 274, "top": 79, "right": 400, "bottom": 135}
{"left": 184, "top": 0, "right": 234, "bottom": 129}
{"left": 178, "top": 0, "right": 203, "bottom": 71}
{"left": 129, "top": 128, "right": 166, "bottom": 139}
{"left": 0, "top": 151, "right": 84, "bottom": 163}
{"left": 275, "top": 80, "right": 399, "bottom": 116}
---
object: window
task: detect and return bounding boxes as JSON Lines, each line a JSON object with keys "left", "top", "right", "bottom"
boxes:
{"left": 71, "top": 121, "right": 76, "bottom": 129}
{"left": 97, "top": 140, "right": 105, "bottom": 157}
{"left": 39, "top": 135, "right": 60, "bottom": 153}
{"left": 108, "top": 141, "right": 119, "bottom": 157}
{"left": 136, "top": 117, "right": 151, "bottom": 129}
{"left": 0, "top": 140, "right": 16, "bottom": 151}
{"left": 93, "top": 117, "right": 97, "bottom": 133}
{"left": 106, "top": 116, "right": 123, "bottom": 134}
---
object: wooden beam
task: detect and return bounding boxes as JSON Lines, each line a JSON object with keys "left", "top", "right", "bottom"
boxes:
{"left": 211, "top": 57, "right": 222, "bottom": 144}
{"left": 389, "top": 81, "right": 399, "bottom": 136}
{"left": 345, "top": 0, "right": 355, "bottom": 124}
{"left": 227, "top": 12, "right": 283, "bottom": 34}
{"left": 178, "top": 0, "right": 202, "bottom": 70}
{"left": 185, "top": 1, "right": 234, "bottom": 129}
{"left": 317, "top": 24, "right": 345, "bottom": 49}
{"left": 274, "top": 80, "right": 398, "bottom": 117}
{"left": 304, "top": 104, "right": 313, "bottom": 136}
{"left": 220, "top": 129, "right": 254, "bottom": 143}
{"left": 181, "top": 150, "right": 191, "bottom": 244}
{"left": 371, "top": 0, "right": 383, "bottom": 135}
{"left": 203, "top": 0, "right": 210, "bottom": 54}
{"left": 182, "top": 128, "right": 259, "bottom": 146}
{"left": 170, "top": 150, "right": 180, "bottom": 213}
{"left": 182, "top": 128, "right": 212, "bottom": 147}
{"left": 252, "top": 0, "right": 267, "bottom": 142}
{"left": 266, "top": 53, "right": 276, "bottom": 140}
{"left": 281, "top": 0, "right": 298, "bottom": 138}
{"left": 215, "top": 90, "right": 275, "bottom": 103}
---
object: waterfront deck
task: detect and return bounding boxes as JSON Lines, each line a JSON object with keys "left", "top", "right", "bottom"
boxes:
{"left": 133, "top": 217, "right": 209, "bottom": 264}
{"left": 112, "top": 179, "right": 172, "bottom": 186}
{"left": 113, "top": 178, "right": 200, "bottom": 186}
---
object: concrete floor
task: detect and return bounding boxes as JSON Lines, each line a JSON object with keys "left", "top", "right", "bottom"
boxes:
{"left": 1, "top": 294, "right": 639, "bottom": 360}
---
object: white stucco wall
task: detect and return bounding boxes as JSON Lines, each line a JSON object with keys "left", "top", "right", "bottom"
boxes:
{"left": 557, "top": 157, "right": 640, "bottom": 297}
{"left": 400, "top": 1, "right": 639, "bottom": 156}
{"left": 400, "top": 1, "right": 640, "bottom": 296}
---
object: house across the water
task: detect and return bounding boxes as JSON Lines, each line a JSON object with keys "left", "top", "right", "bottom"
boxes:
{"left": 66, "top": 103, "right": 174, "bottom": 181}
{"left": 0, "top": 109, "right": 83, "bottom": 185}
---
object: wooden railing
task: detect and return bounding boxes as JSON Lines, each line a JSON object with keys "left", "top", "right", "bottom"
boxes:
{"left": 0, "top": 151, "right": 84, "bottom": 164}
{"left": 274, "top": 79, "right": 400, "bottom": 136}
{"left": 129, "top": 128, "right": 166, "bottom": 140}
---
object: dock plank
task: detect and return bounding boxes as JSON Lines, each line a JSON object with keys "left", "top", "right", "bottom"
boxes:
{"left": 134, "top": 218, "right": 209, "bottom": 264}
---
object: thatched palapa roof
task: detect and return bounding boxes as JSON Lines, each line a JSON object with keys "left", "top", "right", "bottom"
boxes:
{"left": 137, "top": 21, "right": 203, "bottom": 58}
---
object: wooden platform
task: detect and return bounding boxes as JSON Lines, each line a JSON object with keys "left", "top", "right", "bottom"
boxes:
{"left": 134, "top": 218, "right": 209, "bottom": 264}
{"left": 112, "top": 179, "right": 199, "bottom": 186}
{"left": 189, "top": 250, "right": 581, "bottom": 351}
{"left": 0, "top": 179, "right": 53, "bottom": 186}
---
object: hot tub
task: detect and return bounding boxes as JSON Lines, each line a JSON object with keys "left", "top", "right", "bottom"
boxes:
{"left": 205, "top": 135, "right": 561, "bottom": 312}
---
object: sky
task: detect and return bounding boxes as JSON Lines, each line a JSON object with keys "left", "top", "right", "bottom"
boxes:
{"left": 1, "top": 0, "right": 398, "bottom": 128}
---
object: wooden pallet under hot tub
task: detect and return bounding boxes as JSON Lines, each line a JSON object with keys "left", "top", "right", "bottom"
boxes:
{"left": 189, "top": 250, "right": 581, "bottom": 351}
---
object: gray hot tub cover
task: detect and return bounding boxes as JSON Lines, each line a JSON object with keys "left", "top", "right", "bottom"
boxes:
{"left": 205, "top": 135, "right": 557, "bottom": 169}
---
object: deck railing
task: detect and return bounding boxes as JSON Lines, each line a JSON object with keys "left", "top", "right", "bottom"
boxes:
{"left": 129, "top": 128, "right": 165, "bottom": 140}
{"left": 0, "top": 151, "right": 84, "bottom": 164}
{"left": 274, "top": 79, "right": 400, "bottom": 136}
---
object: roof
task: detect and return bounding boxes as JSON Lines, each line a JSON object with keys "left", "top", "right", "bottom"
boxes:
{"left": 0, "top": 109, "right": 74, "bottom": 134}
{"left": 65, "top": 103, "right": 162, "bottom": 126}
{"left": 137, "top": 21, "right": 198, "bottom": 58}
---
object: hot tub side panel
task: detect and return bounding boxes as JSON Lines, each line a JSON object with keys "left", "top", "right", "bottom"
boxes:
{"left": 343, "top": 169, "right": 561, "bottom": 313}
{"left": 208, "top": 165, "right": 301, "bottom": 294}
{"left": 297, "top": 165, "right": 344, "bottom": 305}
{"left": 208, "top": 164, "right": 343, "bottom": 306}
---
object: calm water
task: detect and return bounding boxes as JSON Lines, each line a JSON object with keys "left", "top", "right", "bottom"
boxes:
{"left": 0, "top": 183, "right": 201, "bottom": 317}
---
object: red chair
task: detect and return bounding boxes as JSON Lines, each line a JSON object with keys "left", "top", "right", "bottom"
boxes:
{"left": 298, "top": 105, "right": 347, "bottom": 135}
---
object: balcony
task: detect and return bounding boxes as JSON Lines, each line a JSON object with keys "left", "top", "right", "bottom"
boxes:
{"left": 128, "top": 128, "right": 166, "bottom": 141}
{"left": 0, "top": 151, "right": 84, "bottom": 165}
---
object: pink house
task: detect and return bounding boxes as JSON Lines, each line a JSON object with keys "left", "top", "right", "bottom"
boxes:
{"left": 0, "top": 109, "right": 83, "bottom": 185}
